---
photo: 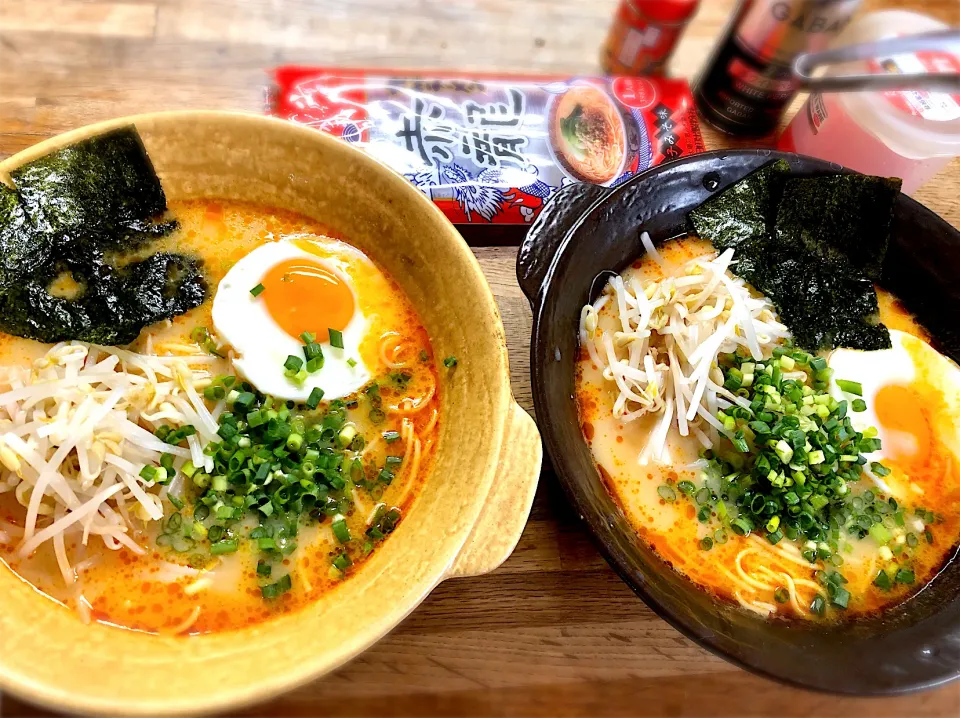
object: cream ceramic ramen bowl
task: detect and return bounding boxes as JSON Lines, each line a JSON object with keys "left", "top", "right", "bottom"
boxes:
{"left": 0, "top": 111, "right": 542, "bottom": 715}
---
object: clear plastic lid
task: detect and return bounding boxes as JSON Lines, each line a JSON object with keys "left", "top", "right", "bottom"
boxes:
{"left": 836, "top": 11, "right": 960, "bottom": 159}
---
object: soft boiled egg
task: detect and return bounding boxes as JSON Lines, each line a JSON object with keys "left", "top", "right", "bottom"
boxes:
{"left": 829, "top": 329, "right": 960, "bottom": 500}
{"left": 213, "top": 236, "right": 378, "bottom": 401}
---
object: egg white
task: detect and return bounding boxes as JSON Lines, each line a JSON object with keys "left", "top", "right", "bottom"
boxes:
{"left": 829, "top": 329, "right": 960, "bottom": 499}
{"left": 212, "top": 241, "right": 371, "bottom": 401}
{"left": 829, "top": 330, "right": 916, "bottom": 443}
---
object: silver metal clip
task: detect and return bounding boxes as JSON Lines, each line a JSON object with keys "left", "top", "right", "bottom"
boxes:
{"left": 793, "top": 29, "right": 960, "bottom": 94}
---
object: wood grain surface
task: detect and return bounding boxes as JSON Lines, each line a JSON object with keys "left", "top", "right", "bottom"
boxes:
{"left": 1, "top": 0, "right": 959, "bottom": 716}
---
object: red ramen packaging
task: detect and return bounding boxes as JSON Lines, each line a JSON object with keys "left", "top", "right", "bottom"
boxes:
{"left": 269, "top": 67, "right": 704, "bottom": 227}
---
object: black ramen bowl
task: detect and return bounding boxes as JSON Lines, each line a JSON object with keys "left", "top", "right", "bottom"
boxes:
{"left": 516, "top": 149, "right": 960, "bottom": 695}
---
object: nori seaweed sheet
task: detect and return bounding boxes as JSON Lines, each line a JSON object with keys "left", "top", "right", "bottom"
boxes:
{"left": 688, "top": 161, "right": 895, "bottom": 352}
{"left": 689, "top": 160, "right": 790, "bottom": 281}
{"left": 0, "top": 252, "right": 205, "bottom": 346}
{"left": 774, "top": 175, "right": 901, "bottom": 282}
{"left": 0, "top": 126, "right": 205, "bottom": 345}
{"left": 752, "top": 248, "right": 891, "bottom": 351}
{"left": 11, "top": 128, "right": 176, "bottom": 246}
{"left": 0, "top": 183, "right": 52, "bottom": 290}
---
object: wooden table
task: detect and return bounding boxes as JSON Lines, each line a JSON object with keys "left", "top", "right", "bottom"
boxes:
{"left": 1, "top": 0, "right": 959, "bottom": 716}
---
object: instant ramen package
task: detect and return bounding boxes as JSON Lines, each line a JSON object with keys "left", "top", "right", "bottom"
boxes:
{"left": 269, "top": 67, "right": 704, "bottom": 227}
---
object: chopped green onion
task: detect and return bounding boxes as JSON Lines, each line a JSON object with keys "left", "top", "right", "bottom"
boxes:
{"left": 300, "top": 331, "right": 316, "bottom": 344}
{"left": 677, "top": 480, "right": 696, "bottom": 496}
{"left": 337, "top": 425, "right": 358, "bottom": 448}
{"left": 836, "top": 379, "right": 863, "bottom": 396}
{"left": 204, "top": 385, "right": 226, "bottom": 401}
{"left": 261, "top": 574, "right": 292, "bottom": 599}
{"left": 210, "top": 539, "right": 239, "bottom": 555}
{"left": 443, "top": 356, "right": 458, "bottom": 368}
{"left": 250, "top": 283, "right": 265, "bottom": 297}
{"left": 809, "top": 595, "right": 826, "bottom": 616}
{"left": 383, "top": 430, "right": 401, "bottom": 443}
{"left": 774, "top": 440, "right": 793, "bottom": 464}
{"left": 895, "top": 568, "right": 915, "bottom": 585}
{"left": 217, "top": 423, "right": 238, "bottom": 441}
{"left": 284, "top": 355, "right": 303, "bottom": 372}
{"left": 306, "top": 386, "right": 325, "bottom": 410}
{"left": 774, "top": 587, "right": 789, "bottom": 604}
{"left": 657, "top": 485, "right": 677, "bottom": 503}
{"left": 869, "top": 523, "right": 892, "bottom": 545}
{"left": 161, "top": 378, "right": 376, "bottom": 603}
{"left": 873, "top": 569, "right": 892, "bottom": 590}
{"left": 328, "top": 329, "right": 344, "bottom": 349}
{"left": 332, "top": 516, "right": 351, "bottom": 543}
{"left": 216, "top": 505, "right": 236, "bottom": 520}
{"left": 166, "top": 512, "right": 182, "bottom": 532}
{"left": 140, "top": 465, "right": 167, "bottom": 484}
{"left": 830, "top": 586, "right": 851, "bottom": 609}
{"left": 234, "top": 392, "right": 256, "bottom": 411}
{"left": 256, "top": 560, "right": 272, "bottom": 577}
{"left": 731, "top": 430, "right": 749, "bottom": 453}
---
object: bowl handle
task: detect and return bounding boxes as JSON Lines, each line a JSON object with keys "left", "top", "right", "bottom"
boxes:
{"left": 517, "top": 183, "right": 611, "bottom": 303}
{"left": 446, "top": 402, "right": 542, "bottom": 579}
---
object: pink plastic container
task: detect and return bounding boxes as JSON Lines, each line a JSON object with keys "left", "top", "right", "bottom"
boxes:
{"left": 779, "top": 11, "right": 960, "bottom": 195}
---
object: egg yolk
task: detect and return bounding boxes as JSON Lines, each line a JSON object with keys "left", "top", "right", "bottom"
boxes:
{"left": 874, "top": 384, "right": 932, "bottom": 466}
{"left": 260, "top": 258, "right": 354, "bottom": 342}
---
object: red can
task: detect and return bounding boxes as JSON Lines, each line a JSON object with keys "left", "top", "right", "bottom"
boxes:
{"left": 601, "top": 0, "right": 701, "bottom": 76}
